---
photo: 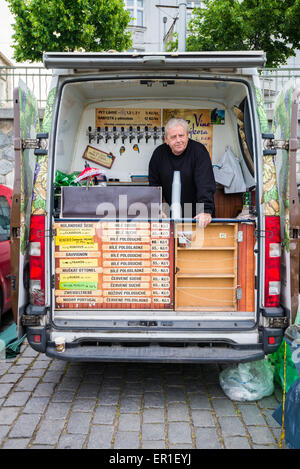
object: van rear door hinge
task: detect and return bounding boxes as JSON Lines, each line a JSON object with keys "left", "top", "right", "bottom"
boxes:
{"left": 262, "top": 133, "right": 300, "bottom": 153}
{"left": 21, "top": 133, "right": 49, "bottom": 151}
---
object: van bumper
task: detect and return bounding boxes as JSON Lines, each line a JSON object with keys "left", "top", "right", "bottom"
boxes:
{"left": 45, "top": 342, "right": 265, "bottom": 363}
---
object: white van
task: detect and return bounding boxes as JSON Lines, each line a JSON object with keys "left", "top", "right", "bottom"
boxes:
{"left": 10, "top": 51, "right": 300, "bottom": 363}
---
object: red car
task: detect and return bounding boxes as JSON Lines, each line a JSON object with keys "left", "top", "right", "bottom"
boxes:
{"left": 0, "top": 185, "right": 12, "bottom": 321}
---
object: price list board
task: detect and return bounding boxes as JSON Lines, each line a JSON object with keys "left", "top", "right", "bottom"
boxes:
{"left": 54, "top": 221, "right": 174, "bottom": 310}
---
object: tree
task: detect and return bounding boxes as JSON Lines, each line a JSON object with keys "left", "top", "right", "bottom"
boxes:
{"left": 169, "top": 0, "right": 300, "bottom": 68}
{"left": 7, "top": 0, "right": 132, "bottom": 63}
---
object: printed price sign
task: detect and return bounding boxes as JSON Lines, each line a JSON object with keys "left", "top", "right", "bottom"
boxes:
{"left": 54, "top": 221, "right": 174, "bottom": 310}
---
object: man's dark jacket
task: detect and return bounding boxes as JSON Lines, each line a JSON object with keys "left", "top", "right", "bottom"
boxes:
{"left": 148, "top": 139, "right": 216, "bottom": 217}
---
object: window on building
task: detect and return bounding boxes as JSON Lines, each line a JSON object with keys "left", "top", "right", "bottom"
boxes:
{"left": 125, "top": 0, "right": 144, "bottom": 27}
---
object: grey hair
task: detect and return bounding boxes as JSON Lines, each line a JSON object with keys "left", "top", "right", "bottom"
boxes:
{"left": 165, "top": 118, "right": 190, "bottom": 137}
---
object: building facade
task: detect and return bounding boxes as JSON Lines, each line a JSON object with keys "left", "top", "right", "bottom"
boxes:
{"left": 124, "top": 0, "right": 202, "bottom": 52}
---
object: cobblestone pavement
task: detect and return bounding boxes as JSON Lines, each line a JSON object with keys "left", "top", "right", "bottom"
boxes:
{"left": 0, "top": 339, "right": 287, "bottom": 450}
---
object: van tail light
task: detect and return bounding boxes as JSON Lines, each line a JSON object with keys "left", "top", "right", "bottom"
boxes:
{"left": 29, "top": 215, "right": 45, "bottom": 306}
{"left": 264, "top": 216, "right": 281, "bottom": 307}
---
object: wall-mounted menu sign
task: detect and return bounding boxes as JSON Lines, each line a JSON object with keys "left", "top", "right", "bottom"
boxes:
{"left": 95, "top": 108, "right": 161, "bottom": 128}
{"left": 54, "top": 221, "right": 174, "bottom": 310}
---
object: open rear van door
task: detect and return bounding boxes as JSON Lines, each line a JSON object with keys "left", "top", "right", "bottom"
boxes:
{"left": 11, "top": 80, "right": 40, "bottom": 337}
{"left": 271, "top": 79, "right": 300, "bottom": 322}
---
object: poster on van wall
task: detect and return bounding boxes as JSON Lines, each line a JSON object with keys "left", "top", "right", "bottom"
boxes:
{"left": 163, "top": 109, "right": 213, "bottom": 158}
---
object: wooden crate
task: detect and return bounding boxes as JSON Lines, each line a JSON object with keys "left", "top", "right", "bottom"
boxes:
{"left": 174, "top": 222, "right": 256, "bottom": 312}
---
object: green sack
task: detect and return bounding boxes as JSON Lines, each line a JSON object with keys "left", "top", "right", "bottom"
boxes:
{"left": 268, "top": 339, "right": 299, "bottom": 393}
{"left": 0, "top": 323, "right": 26, "bottom": 359}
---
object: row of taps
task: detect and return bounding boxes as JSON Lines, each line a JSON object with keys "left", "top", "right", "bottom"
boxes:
{"left": 87, "top": 126, "right": 166, "bottom": 144}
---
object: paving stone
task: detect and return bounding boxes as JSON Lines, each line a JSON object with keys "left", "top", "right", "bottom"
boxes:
{"left": 168, "top": 422, "right": 192, "bottom": 445}
{"left": 167, "top": 402, "right": 189, "bottom": 421}
{"left": 237, "top": 403, "right": 266, "bottom": 425}
{"left": 100, "top": 378, "right": 122, "bottom": 389}
{"left": 87, "top": 425, "right": 114, "bottom": 449}
{"left": 43, "top": 371, "right": 64, "bottom": 383}
{"left": 144, "top": 381, "right": 163, "bottom": 392}
{"left": 247, "top": 426, "right": 277, "bottom": 445}
{"left": 224, "top": 436, "right": 251, "bottom": 449}
{"left": 143, "top": 408, "right": 165, "bottom": 424}
{"left": 188, "top": 393, "right": 211, "bottom": 409}
{"left": 57, "top": 433, "right": 86, "bottom": 449}
{"left": 67, "top": 412, "right": 92, "bottom": 434}
{"left": 218, "top": 416, "right": 246, "bottom": 436}
{"left": 3, "top": 392, "right": 31, "bottom": 407}
{"left": 114, "top": 431, "right": 140, "bottom": 449}
{"left": 77, "top": 383, "right": 100, "bottom": 398}
{"left": 72, "top": 399, "right": 96, "bottom": 412}
{"left": 122, "top": 383, "right": 144, "bottom": 396}
{"left": 142, "top": 440, "right": 166, "bottom": 449}
{"left": 169, "top": 443, "right": 194, "bottom": 449}
{"left": 51, "top": 391, "right": 76, "bottom": 402}
{"left": 207, "top": 384, "right": 226, "bottom": 398}
{"left": 0, "top": 425, "right": 10, "bottom": 441}
{"left": 195, "top": 427, "right": 222, "bottom": 449}
{"left": 191, "top": 409, "right": 215, "bottom": 427}
{"left": 23, "top": 397, "right": 49, "bottom": 415}
{"left": 45, "top": 402, "right": 71, "bottom": 419}
{"left": 9, "top": 414, "right": 41, "bottom": 438}
{"left": 0, "top": 383, "right": 14, "bottom": 398}
{"left": 34, "top": 418, "right": 65, "bottom": 445}
{"left": 33, "top": 382, "right": 56, "bottom": 397}
{"left": 93, "top": 405, "right": 117, "bottom": 425}
{"left": 2, "top": 438, "right": 30, "bottom": 449}
{"left": 142, "top": 423, "right": 165, "bottom": 441}
{"left": 212, "top": 398, "right": 236, "bottom": 416}
{"left": 0, "top": 406, "right": 20, "bottom": 425}
{"left": 98, "top": 389, "right": 120, "bottom": 406}
{"left": 0, "top": 373, "right": 23, "bottom": 383}
{"left": 165, "top": 387, "right": 186, "bottom": 403}
{"left": 15, "top": 377, "right": 40, "bottom": 392}
{"left": 118, "top": 413, "right": 140, "bottom": 432}
{"left": 143, "top": 392, "right": 164, "bottom": 408}
{"left": 119, "top": 396, "right": 142, "bottom": 412}
{"left": 257, "top": 395, "right": 279, "bottom": 410}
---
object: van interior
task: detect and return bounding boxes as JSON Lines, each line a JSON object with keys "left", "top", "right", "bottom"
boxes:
{"left": 52, "top": 77, "right": 258, "bottom": 323}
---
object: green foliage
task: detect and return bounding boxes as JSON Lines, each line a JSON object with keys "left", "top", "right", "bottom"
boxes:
{"left": 7, "top": 0, "right": 132, "bottom": 62}
{"left": 169, "top": 0, "right": 300, "bottom": 68}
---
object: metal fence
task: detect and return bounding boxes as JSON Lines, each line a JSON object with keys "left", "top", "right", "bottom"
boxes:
{"left": 0, "top": 66, "right": 52, "bottom": 108}
{"left": 0, "top": 65, "right": 299, "bottom": 111}
{"left": 258, "top": 68, "right": 300, "bottom": 111}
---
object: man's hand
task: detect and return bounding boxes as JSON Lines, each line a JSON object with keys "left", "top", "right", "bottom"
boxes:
{"left": 194, "top": 212, "right": 212, "bottom": 228}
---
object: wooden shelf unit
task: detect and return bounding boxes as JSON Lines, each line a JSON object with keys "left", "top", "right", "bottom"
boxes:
{"left": 174, "top": 222, "right": 239, "bottom": 311}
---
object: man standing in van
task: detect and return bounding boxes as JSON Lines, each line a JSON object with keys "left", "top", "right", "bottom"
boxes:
{"left": 148, "top": 118, "right": 216, "bottom": 227}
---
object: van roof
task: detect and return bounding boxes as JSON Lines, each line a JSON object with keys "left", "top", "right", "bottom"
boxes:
{"left": 43, "top": 51, "right": 266, "bottom": 71}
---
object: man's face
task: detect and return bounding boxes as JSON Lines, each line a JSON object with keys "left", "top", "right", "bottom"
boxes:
{"left": 165, "top": 125, "right": 189, "bottom": 156}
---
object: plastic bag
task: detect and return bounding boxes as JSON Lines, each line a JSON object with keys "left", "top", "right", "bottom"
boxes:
{"left": 268, "top": 339, "right": 299, "bottom": 393}
{"left": 272, "top": 378, "right": 300, "bottom": 449}
{"left": 219, "top": 359, "right": 274, "bottom": 401}
{"left": 54, "top": 170, "right": 81, "bottom": 187}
